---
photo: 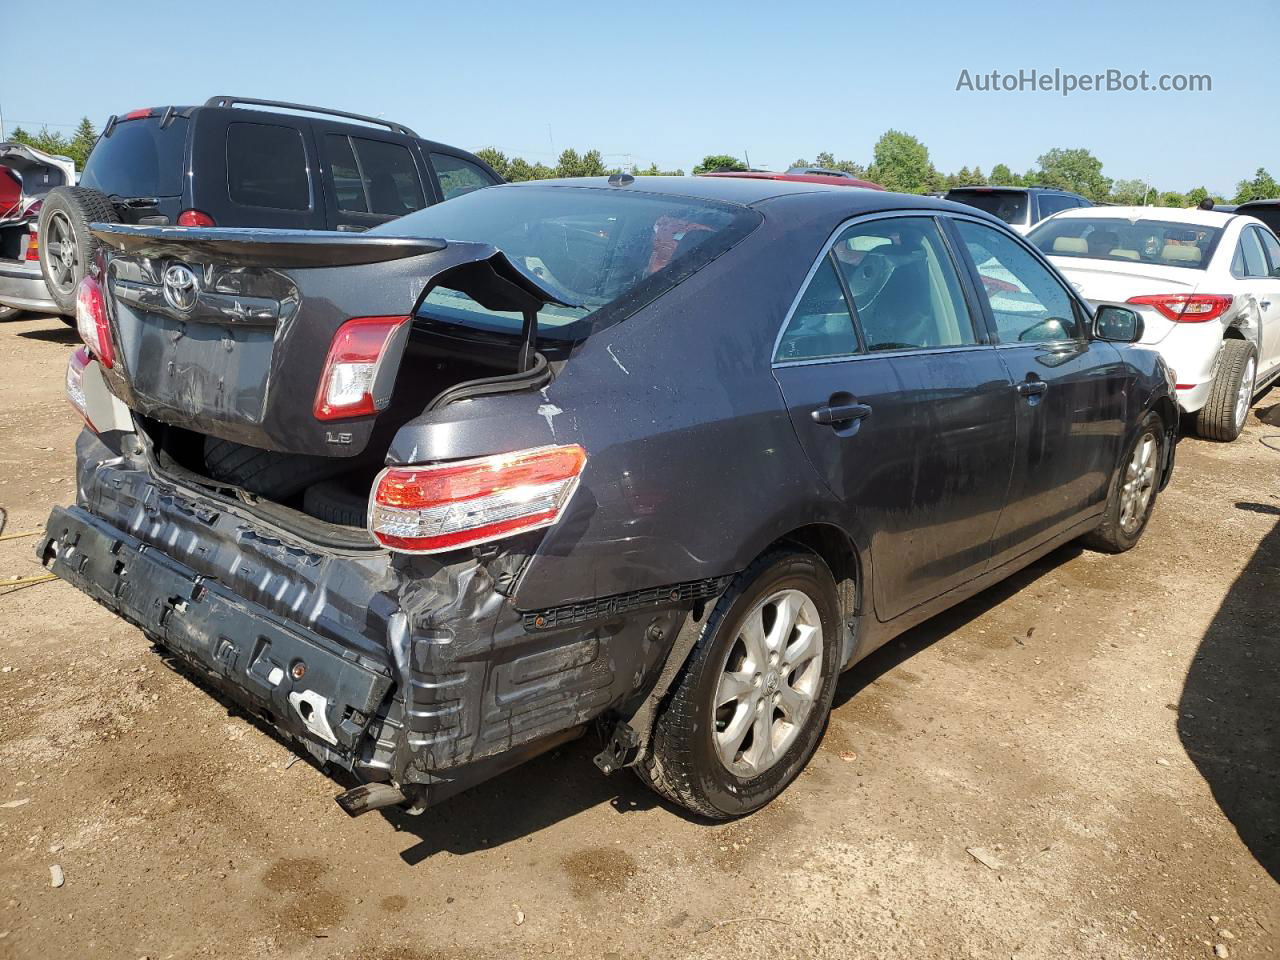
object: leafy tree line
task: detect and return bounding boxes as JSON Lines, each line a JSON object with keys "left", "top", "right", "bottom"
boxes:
{"left": 8, "top": 118, "right": 99, "bottom": 168}
{"left": 8, "top": 118, "right": 1277, "bottom": 207}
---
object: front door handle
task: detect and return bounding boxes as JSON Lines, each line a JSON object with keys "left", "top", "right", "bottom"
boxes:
{"left": 1016, "top": 379, "right": 1047, "bottom": 398}
{"left": 812, "top": 401, "right": 873, "bottom": 425}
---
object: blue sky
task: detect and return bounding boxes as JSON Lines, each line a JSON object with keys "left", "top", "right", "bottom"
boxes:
{"left": 1, "top": 0, "right": 1273, "bottom": 195}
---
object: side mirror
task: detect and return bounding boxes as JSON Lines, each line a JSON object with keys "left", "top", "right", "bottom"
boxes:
{"left": 1093, "top": 304, "right": 1143, "bottom": 343}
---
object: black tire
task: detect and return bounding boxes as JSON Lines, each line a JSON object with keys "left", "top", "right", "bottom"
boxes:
{"left": 1082, "top": 411, "right": 1165, "bottom": 554}
{"left": 202, "top": 436, "right": 347, "bottom": 500}
{"left": 0, "top": 305, "right": 18, "bottom": 321}
{"left": 637, "top": 548, "right": 842, "bottom": 819}
{"left": 1194, "top": 339, "right": 1257, "bottom": 442}
{"left": 37, "top": 186, "right": 119, "bottom": 315}
{"left": 302, "top": 480, "right": 368, "bottom": 527}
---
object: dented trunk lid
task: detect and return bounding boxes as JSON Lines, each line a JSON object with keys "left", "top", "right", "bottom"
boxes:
{"left": 92, "top": 224, "right": 570, "bottom": 457}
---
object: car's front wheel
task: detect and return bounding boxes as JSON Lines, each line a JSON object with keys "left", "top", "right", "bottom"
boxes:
{"left": 638, "top": 548, "right": 842, "bottom": 819}
{"left": 1083, "top": 411, "right": 1165, "bottom": 553}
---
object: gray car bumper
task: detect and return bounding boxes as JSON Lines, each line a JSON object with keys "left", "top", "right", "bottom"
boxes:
{"left": 0, "top": 260, "right": 59, "bottom": 313}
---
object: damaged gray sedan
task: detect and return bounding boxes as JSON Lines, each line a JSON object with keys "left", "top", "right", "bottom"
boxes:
{"left": 41, "top": 176, "right": 1176, "bottom": 820}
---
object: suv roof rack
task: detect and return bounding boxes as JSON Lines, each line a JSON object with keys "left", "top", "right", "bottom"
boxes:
{"left": 203, "top": 96, "right": 419, "bottom": 138}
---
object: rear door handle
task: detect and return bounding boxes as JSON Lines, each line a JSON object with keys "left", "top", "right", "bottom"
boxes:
{"left": 811, "top": 401, "right": 873, "bottom": 425}
{"left": 1016, "top": 380, "right": 1047, "bottom": 398}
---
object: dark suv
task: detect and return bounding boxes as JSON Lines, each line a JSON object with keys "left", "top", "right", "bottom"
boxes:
{"left": 944, "top": 186, "right": 1092, "bottom": 234}
{"left": 43, "top": 177, "right": 1176, "bottom": 822}
{"left": 32, "top": 96, "right": 501, "bottom": 315}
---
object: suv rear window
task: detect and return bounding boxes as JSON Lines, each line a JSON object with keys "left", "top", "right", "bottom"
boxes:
{"left": 945, "top": 189, "right": 1029, "bottom": 225}
{"left": 81, "top": 116, "right": 189, "bottom": 198}
{"left": 1029, "top": 217, "right": 1224, "bottom": 269}
{"left": 227, "top": 122, "right": 310, "bottom": 211}
{"left": 380, "top": 184, "right": 761, "bottom": 341}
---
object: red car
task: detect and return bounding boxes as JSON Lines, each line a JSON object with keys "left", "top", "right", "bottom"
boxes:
{"left": 701, "top": 168, "right": 885, "bottom": 191}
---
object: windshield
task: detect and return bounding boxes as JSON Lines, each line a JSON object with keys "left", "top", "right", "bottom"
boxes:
{"left": 1029, "top": 216, "right": 1224, "bottom": 270}
{"left": 81, "top": 116, "right": 189, "bottom": 198}
{"left": 375, "top": 184, "right": 761, "bottom": 340}
{"left": 945, "top": 189, "right": 1028, "bottom": 225}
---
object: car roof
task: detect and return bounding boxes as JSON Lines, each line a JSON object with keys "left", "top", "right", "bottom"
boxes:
{"left": 1040, "top": 205, "right": 1237, "bottom": 227}
{"left": 700, "top": 171, "right": 885, "bottom": 191}
{"left": 502, "top": 175, "right": 968, "bottom": 214}
{"left": 946, "top": 185, "right": 1081, "bottom": 195}
{"left": 1234, "top": 198, "right": 1280, "bottom": 210}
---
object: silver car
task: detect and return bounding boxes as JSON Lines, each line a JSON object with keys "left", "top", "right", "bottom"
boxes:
{"left": 0, "top": 142, "right": 76, "bottom": 319}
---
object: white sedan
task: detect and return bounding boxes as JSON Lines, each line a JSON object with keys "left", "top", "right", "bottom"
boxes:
{"left": 1027, "top": 207, "right": 1280, "bottom": 441}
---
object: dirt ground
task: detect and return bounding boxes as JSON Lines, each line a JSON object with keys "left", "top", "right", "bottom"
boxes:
{"left": 0, "top": 312, "right": 1276, "bottom": 960}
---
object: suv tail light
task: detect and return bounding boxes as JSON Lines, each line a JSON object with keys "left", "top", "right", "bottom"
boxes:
{"left": 1127, "top": 293, "right": 1232, "bottom": 323}
{"left": 65, "top": 346, "right": 97, "bottom": 432}
{"left": 177, "top": 209, "right": 216, "bottom": 227}
{"left": 313, "top": 315, "right": 409, "bottom": 420}
{"left": 370, "top": 444, "right": 587, "bottom": 554}
{"left": 75, "top": 275, "right": 115, "bottom": 368}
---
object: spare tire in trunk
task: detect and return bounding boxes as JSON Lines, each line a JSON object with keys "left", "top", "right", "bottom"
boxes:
{"left": 202, "top": 436, "right": 351, "bottom": 500}
{"left": 38, "top": 186, "right": 120, "bottom": 315}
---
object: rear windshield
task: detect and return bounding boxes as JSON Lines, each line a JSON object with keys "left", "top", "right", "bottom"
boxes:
{"left": 1029, "top": 217, "right": 1224, "bottom": 270}
{"left": 81, "top": 116, "right": 189, "bottom": 198}
{"left": 377, "top": 185, "right": 761, "bottom": 341}
{"left": 945, "top": 189, "right": 1028, "bottom": 225}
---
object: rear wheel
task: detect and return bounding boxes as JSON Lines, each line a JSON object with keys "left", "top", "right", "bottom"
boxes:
{"left": 1195, "top": 339, "right": 1257, "bottom": 442}
{"left": 1082, "top": 411, "right": 1164, "bottom": 553}
{"left": 638, "top": 548, "right": 842, "bottom": 819}
{"left": 0, "top": 305, "right": 18, "bottom": 321}
{"left": 37, "top": 186, "right": 119, "bottom": 315}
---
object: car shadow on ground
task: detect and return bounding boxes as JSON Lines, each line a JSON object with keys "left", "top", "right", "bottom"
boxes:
{"left": 832, "top": 542, "right": 1082, "bottom": 709}
{"left": 1177, "top": 507, "right": 1279, "bottom": 883}
{"left": 17, "top": 324, "right": 78, "bottom": 344}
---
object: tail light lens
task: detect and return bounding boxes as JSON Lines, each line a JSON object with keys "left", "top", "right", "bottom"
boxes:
{"left": 65, "top": 346, "right": 97, "bottom": 432}
{"left": 23, "top": 223, "right": 39, "bottom": 261}
{"left": 314, "top": 315, "right": 409, "bottom": 420}
{"left": 1127, "top": 293, "right": 1232, "bottom": 323}
{"left": 177, "top": 209, "right": 215, "bottom": 227}
{"left": 75, "top": 275, "right": 115, "bottom": 368}
{"left": 370, "top": 444, "right": 587, "bottom": 554}
{"left": 22, "top": 199, "right": 42, "bottom": 219}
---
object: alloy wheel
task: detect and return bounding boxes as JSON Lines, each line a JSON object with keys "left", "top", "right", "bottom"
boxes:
{"left": 1119, "top": 431, "right": 1158, "bottom": 534}
{"left": 44, "top": 211, "right": 78, "bottom": 295}
{"left": 712, "top": 588, "right": 823, "bottom": 777}
{"left": 1234, "top": 356, "right": 1256, "bottom": 432}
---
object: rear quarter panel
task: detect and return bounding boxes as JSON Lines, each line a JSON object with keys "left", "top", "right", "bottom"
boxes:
{"left": 386, "top": 194, "right": 866, "bottom": 610}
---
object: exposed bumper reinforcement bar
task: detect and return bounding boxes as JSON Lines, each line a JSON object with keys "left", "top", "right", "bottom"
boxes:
{"left": 39, "top": 505, "right": 395, "bottom": 765}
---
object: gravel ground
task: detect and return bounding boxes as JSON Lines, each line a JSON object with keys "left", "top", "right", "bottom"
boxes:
{"left": 0, "top": 312, "right": 1276, "bottom": 960}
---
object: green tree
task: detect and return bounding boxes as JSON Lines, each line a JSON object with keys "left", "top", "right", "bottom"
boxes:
{"left": 693, "top": 154, "right": 747, "bottom": 174}
{"left": 794, "top": 152, "right": 868, "bottom": 178}
{"left": 555, "top": 148, "right": 607, "bottom": 178}
{"left": 67, "top": 117, "right": 98, "bottom": 168}
{"left": 989, "top": 163, "right": 1019, "bottom": 186}
{"left": 1110, "top": 179, "right": 1151, "bottom": 205}
{"left": 1035, "top": 147, "right": 1112, "bottom": 201}
{"left": 1184, "top": 186, "right": 1211, "bottom": 208}
{"left": 1157, "top": 190, "right": 1187, "bottom": 207}
{"left": 474, "top": 147, "right": 511, "bottom": 181}
{"left": 635, "top": 162, "right": 684, "bottom": 176}
{"left": 866, "top": 130, "right": 939, "bottom": 194}
{"left": 507, "top": 157, "right": 555, "bottom": 182}
{"left": 10, "top": 125, "right": 73, "bottom": 163}
{"left": 1233, "top": 168, "right": 1280, "bottom": 204}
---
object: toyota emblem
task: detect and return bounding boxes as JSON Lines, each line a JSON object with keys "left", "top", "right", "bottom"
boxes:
{"left": 162, "top": 263, "right": 199, "bottom": 312}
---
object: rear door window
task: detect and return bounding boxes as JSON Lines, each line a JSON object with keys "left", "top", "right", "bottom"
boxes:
{"left": 227, "top": 122, "right": 310, "bottom": 210}
{"left": 430, "top": 153, "right": 498, "bottom": 201}
{"left": 830, "top": 217, "right": 977, "bottom": 352}
{"left": 774, "top": 257, "right": 859, "bottom": 361}
{"left": 1234, "top": 227, "right": 1269, "bottom": 278}
{"left": 1257, "top": 229, "right": 1280, "bottom": 277}
{"left": 81, "top": 116, "right": 190, "bottom": 198}
{"left": 955, "top": 219, "right": 1083, "bottom": 343}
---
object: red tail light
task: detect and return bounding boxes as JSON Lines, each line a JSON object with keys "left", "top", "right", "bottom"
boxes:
{"left": 313, "top": 315, "right": 410, "bottom": 420}
{"left": 1127, "top": 293, "right": 1232, "bottom": 323}
{"left": 23, "top": 224, "right": 39, "bottom": 261}
{"left": 75, "top": 275, "right": 115, "bottom": 369}
{"left": 65, "top": 346, "right": 97, "bottom": 432}
{"left": 22, "top": 198, "right": 42, "bottom": 219}
{"left": 370, "top": 445, "right": 587, "bottom": 554}
{"left": 177, "top": 209, "right": 216, "bottom": 227}
{"left": 123, "top": 108, "right": 153, "bottom": 120}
